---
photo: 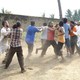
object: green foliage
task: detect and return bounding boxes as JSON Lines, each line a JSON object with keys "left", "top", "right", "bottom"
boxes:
{"left": 1, "top": 8, "right": 11, "bottom": 14}
{"left": 78, "top": 9, "right": 80, "bottom": 21}
{"left": 72, "top": 10, "right": 78, "bottom": 21}
{"left": 65, "top": 9, "right": 72, "bottom": 20}
{"left": 0, "top": 8, "right": 12, "bottom": 20}
{"left": 5, "top": 10, "right": 11, "bottom": 14}
{"left": 50, "top": 14, "right": 54, "bottom": 19}
{"left": 65, "top": 9, "right": 80, "bottom": 21}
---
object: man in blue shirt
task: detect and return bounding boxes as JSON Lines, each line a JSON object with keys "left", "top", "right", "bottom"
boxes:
{"left": 25, "top": 21, "right": 40, "bottom": 57}
{"left": 63, "top": 18, "right": 72, "bottom": 57}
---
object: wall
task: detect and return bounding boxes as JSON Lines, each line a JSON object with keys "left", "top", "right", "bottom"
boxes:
{"left": 0, "top": 13, "right": 59, "bottom": 30}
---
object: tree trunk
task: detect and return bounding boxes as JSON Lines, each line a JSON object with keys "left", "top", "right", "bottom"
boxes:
{"left": 57, "top": 0, "right": 62, "bottom": 20}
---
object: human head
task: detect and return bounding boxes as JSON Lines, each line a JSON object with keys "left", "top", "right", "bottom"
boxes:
{"left": 16, "top": 21, "right": 21, "bottom": 28}
{"left": 2, "top": 20, "right": 9, "bottom": 27}
{"left": 43, "top": 23, "right": 47, "bottom": 26}
{"left": 48, "top": 21, "right": 53, "bottom": 27}
{"left": 70, "top": 21, "right": 75, "bottom": 28}
{"left": 12, "top": 24, "right": 17, "bottom": 29}
{"left": 63, "top": 18, "right": 68, "bottom": 23}
{"left": 2, "top": 20, "right": 6, "bottom": 27}
{"left": 59, "top": 21, "right": 63, "bottom": 27}
{"left": 31, "top": 21, "right": 35, "bottom": 26}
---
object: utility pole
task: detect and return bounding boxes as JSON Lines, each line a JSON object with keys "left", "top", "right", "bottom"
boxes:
{"left": 57, "top": 0, "right": 62, "bottom": 20}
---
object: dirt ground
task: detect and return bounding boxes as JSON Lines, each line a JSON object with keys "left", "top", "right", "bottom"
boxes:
{"left": 0, "top": 42, "right": 80, "bottom": 80}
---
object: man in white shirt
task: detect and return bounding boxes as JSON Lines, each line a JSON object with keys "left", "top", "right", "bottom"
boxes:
{"left": 0, "top": 20, "right": 10, "bottom": 64}
{"left": 36, "top": 23, "right": 48, "bottom": 54}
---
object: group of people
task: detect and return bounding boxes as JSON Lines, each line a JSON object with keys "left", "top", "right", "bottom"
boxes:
{"left": 0, "top": 18, "right": 80, "bottom": 73}
{"left": 25, "top": 18, "right": 80, "bottom": 62}
{"left": 0, "top": 20, "right": 25, "bottom": 73}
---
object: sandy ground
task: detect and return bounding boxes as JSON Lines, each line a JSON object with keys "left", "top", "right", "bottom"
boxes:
{"left": 0, "top": 42, "right": 80, "bottom": 80}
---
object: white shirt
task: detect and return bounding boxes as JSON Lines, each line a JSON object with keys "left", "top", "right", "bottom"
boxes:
{"left": 73, "top": 26, "right": 80, "bottom": 47}
{"left": 0, "top": 27, "right": 10, "bottom": 53}
{"left": 41, "top": 26, "right": 48, "bottom": 40}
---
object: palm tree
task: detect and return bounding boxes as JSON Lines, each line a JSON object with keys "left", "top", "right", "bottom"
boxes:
{"left": 57, "top": 0, "right": 62, "bottom": 20}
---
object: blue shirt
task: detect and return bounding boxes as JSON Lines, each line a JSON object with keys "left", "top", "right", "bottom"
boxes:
{"left": 25, "top": 25, "right": 40, "bottom": 44}
{"left": 63, "top": 23, "right": 71, "bottom": 39}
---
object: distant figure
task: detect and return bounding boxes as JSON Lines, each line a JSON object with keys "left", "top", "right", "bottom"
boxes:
{"left": 56, "top": 21, "right": 65, "bottom": 61}
{"left": 63, "top": 18, "right": 72, "bottom": 57}
{"left": 40, "top": 22, "right": 57, "bottom": 57}
{"left": 5, "top": 22, "right": 25, "bottom": 73}
{"left": 36, "top": 23, "right": 48, "bottom": 54}
{"left": 25, "top": 21, "right": 41, "bottom": 57}
{"left": 0, "top": 20, "right": 10, "bottom": 64}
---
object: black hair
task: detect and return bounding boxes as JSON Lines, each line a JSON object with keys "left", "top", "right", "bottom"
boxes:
{"left": 12, "top": 24, "right": 17, "bottom": 29}
{"left": 59, "top": 21, "right": 63, "bottom": 27}
{"left": 43, "top": 23, "right": 47, "bottom": 26}
{"left": 31, "top": 21, "right": 35, "bottom": 26}
{"left": 70, "top": 21, "right": 75, "bottom": 25}
{"left": 63, "top": 18, "right": 68, "bottom": 23}
{"left": 16, "top": 21, "right": 21, "bottom": 27}
{"left": 2, "top": 20, "right": 6, "bottom": 26}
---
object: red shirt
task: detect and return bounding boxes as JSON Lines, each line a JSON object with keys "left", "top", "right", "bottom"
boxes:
{"left": 47, "top": 29, "right": 54, "bottom": 40}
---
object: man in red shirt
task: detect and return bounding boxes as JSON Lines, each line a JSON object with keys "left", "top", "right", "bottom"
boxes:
{"left": 41, "top": 22, "right": 57, "bottom": 57}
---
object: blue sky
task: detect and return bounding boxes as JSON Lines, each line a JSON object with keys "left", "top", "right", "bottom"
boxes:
{"left": 0, "top": 0, "right": 80, "bottom": 18}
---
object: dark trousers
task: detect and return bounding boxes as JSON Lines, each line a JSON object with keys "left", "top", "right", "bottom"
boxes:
{"left": 41, "top": 40, "right": 57, "bottom": 56}
{"left": 71, "top": 35, "right": 77, "bottom": 54}
{"left": 27, "top": 43, "right": 33, "bottom": 54}
{"left": 2, "top": 49, "right": 10, "bottom": 63}
{"left": 57, "top": 42, "right": 64, "bottom": 56}
{"left": 5, "top": 46, "right": 24, "bottom": 70}
{"left": 76, "top": 44, "right": 80, "bottom": 55}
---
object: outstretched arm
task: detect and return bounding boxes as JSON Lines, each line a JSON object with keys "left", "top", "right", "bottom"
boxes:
{"left": 48, "top": 27, "right": 57, "bottom": 31}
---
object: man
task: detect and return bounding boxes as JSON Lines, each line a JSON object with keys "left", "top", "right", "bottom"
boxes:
{"left": 70, "top": 21, "right": 77, "bottom": 54}
{"left": 40, "top": 22, "right": 57, "bottom": 57}
{"left": 0, "top": 20, "right": 10, "bottom": 64}
{"left": 36, "top": 23, "right": 48, "bottom": 54}
{"left": 73, "top": 21, "right": 80, "bottom": 55}
{"left": 63, "top": 18, "right": 72, "bottom": 57}
{"left": 5, "top": 22, "right": 25, "bottom": 73}
{"left": 25, "top": 21, "right": 41, "bottom": 57}
{"left": 57, "top": 21, "right": 65, "bottom": 61}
